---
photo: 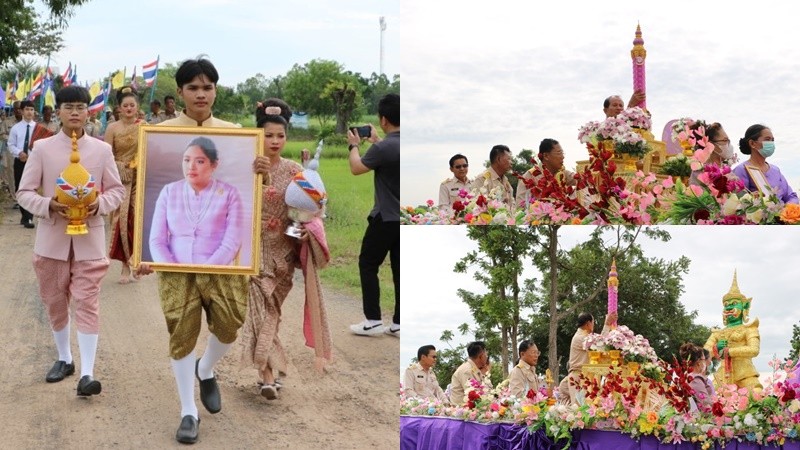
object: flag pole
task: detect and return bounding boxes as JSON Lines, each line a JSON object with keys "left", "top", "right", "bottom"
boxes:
{"left": 38, "top": 54, "right": 51, "bottom": 113}
{"left": 148, "top": 55, "right": 160, "bottom": 104}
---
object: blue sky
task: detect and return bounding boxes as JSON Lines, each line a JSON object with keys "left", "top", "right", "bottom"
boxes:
{"left": 401, "top": 226, "right": 800, "bottom": 380}
{"left": 32, "top": 0, "right": 399, "bottom": 87}
{"left": 401, "top": 1, "right": 800, "bottom": 206}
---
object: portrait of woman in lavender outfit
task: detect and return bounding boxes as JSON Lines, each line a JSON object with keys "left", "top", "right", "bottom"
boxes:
{"left": 732, "top": 124, "right": 798, "bottom": 205}
{"left": 149, "top": 136, "right": 244, "bottom": 265}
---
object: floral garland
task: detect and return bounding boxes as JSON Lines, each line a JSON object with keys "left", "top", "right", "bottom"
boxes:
{"left": 400, "top": 358, "right": 800, "bottom": 449}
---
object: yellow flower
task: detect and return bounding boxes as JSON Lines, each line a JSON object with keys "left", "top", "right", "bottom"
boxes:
{"left": 637, "top": 417, "right": 655, "bottom": 434}
{"left": 570, "top": 217, "right": 582, "bottom": 225}
{"left": 478, "top": 213, "right": 493, "bottom": 223}
{"left": 498, "top": 406, "right": 507, "bottom": 416}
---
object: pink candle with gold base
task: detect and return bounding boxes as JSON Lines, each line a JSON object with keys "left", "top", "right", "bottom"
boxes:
{"left": 608, "top": 259, "right": 618, "bottom": 326}
{"left": 631, "top": 24, "right": 647, "bottom": 111}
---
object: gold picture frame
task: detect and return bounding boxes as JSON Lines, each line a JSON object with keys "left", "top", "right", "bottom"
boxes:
{"left": 744, "top": 165, "right": 772, "bottom": 198}
{"left": 132, "top": 125, "right": 264, "bottom": 275}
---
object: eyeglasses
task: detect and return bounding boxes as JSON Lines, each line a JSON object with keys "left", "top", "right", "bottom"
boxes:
{"left": 453, "top": 164, "right": 468, "bottom": 169}
{"left": 60, "top": 104, "right": 88, "bottom": 113}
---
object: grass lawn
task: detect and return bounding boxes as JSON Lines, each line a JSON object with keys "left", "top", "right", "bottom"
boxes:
{"left": 290, "top": 142, "right": 395, "bottom": 315}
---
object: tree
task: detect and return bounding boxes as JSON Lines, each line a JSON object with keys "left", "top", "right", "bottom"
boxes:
{"left": 454, "top": 226, "right": 541, "bottom": 378}
{"left": 322, "top": 76, "right": 363, "bottom": 134}
{"left": 361, "top": 72, "right": 399, "bottom": 114}
{"left": 790, "top": 322, "right": 800, "bottom": 361}
{"left": 0, "top": 0, "right": 90, "bottom": 65}
{"left": 283, "top": 59, "right": 347, "bottom": 128}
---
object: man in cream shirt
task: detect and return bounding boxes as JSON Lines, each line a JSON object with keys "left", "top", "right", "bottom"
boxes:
{"left": 449, "top": 341, "right": 491, "bottom": 405}
{"left": 557, "top": 311, "right": 616, "bottom": 404}
{"left": 470, "top": 145, "right": 514, "bottom": 209}
{"left": 403, "top": 345, "right": 446, "bottom": 401}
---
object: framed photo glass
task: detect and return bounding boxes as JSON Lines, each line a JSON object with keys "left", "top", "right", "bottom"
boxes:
{"left": 744, "top": 165, "right": 772, "bottom": 198}
{"left": 132, "top": 125, "right": 264, "bottom": 275}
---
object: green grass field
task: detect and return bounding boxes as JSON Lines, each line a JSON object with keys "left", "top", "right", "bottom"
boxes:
{"left": 290, "top": 141, "right": 395, "bottom": 315}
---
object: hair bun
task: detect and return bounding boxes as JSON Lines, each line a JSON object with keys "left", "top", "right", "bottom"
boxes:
{"left": 738, "top": 137, "right": 750, "bottom": 154}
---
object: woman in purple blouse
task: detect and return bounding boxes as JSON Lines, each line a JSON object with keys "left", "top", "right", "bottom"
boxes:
{"left": 732, "top": 124, "right": 798, "bottom": 205}
{"left": 149, "top": 136, "right": 244, "bottom": 265}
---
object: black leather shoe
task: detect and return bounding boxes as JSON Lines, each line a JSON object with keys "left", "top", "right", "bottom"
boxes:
{"left": 45, "top": 360, "right": 75, "bottom": 383}
{"left": 195, "top": 359, "right": 221, "bottom": 414}
{"left": 175, "top": 415, "right": 199, "bottom": 444}
{"left": 23, "top": 220, "right": 34, "bottom": 229}
{"left": 76, "top": 375, "right": 102, "bottom": 396}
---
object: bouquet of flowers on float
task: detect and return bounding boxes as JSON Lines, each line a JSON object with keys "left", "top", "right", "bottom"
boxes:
{"left": 604, "top": 325, "right": 659, "bottom": 364}
{"left": 453, "top": 184, "right": 524, "bottom": 225}
{"left": 578, "top": 108, "right": 651, "bottom": 158}
{"left": 400, "top": 199, "right": 453, "bottom": 225}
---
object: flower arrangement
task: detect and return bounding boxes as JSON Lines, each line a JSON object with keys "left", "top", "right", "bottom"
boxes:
{"left": 618, "top": 106, "right": 652, "bottom": 131}
{"left": 577, "top": 112, "right": 651, "bottom": 158}
{"left": 660, "top": 154, "right": 692, "bottom": 178}
{"left": 401, "top": 356, "right": 800, "bottom": 448}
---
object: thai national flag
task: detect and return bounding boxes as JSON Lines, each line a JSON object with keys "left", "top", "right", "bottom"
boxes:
{"left": 130, "top": 66, "right": 139, "bottom": 91}
{"left": 27, "top": 72, "right": 44, "bottom": 100}
{"left": 62, "top": 63, "right": 73, "bottom": 86}
{"left": 88, "top": 90, "right": 105, "bottom": 115}
{"left": 143, "top": 58, "right": 158, "bottom": 87}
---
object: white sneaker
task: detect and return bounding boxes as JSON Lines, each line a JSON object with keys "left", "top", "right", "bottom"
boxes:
{"left": 350, "top": 320, "right": 385, "bottom": 336}
{"left": 385, "top": 326, "right": 400, "bottom": 337}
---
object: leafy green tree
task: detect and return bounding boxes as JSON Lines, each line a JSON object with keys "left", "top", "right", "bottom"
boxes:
{"left": 1, "top": 0, "right": 90, "bottom": 64}
{"left": 510, "top": 148, "right": 535, "bottom": 192}
{"left": 454, "top": 226, "right": 541, "bottom": 377}
{"left": 361, "top": 72, "right": 399, "bottom": 114}
{"left": 283, "top": 59, "right": 346, "bottom": 128}
{"left": 322, "top": 76, "right": 363, "bottom": 134}
{"left": 790, "top": 322, "right": 800, "bottom": 361}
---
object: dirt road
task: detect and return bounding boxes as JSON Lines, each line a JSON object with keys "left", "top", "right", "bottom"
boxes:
{"left": 0, "top": 206, "right": 399, "bottom": 449}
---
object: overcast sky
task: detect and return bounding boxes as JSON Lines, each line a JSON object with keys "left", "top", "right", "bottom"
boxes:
{"left": 400, "top": 226, "right": 799, "bottom": 379}
{"left": 401, "top": 1, "right": 800, "bottom": 206}
{"left": 31, "top": 0, "right": 398, "bottom": 87}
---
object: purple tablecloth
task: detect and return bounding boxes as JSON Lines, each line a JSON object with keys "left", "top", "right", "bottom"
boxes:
{"left": 400, "top": 416, "right": 800, "bottom": 450}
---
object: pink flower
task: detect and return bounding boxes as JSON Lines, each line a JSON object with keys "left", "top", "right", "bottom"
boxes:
{"left": 426, "top": 199, "right": 434, "bottom": 207}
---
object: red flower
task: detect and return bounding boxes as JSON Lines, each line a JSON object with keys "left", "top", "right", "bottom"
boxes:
{"left": 476, "top": 195, "right": 487, "bottom": 208}
{"left": 468, "top": 390, "right": 481, "bottom": 401}
{"left": 452, "top": 201, "right": 465, "bottom": 212}
{"left": 526, "top": 389, "right": 535, "bottom": 399}
{"left": 711, "top": 401, "right": 724, "bottom": 417}
{"left": 693, "top": 209, "right": 710, "bottom": 222}
{"left": 782, "top": 388, "right": 797, "bottom": 403}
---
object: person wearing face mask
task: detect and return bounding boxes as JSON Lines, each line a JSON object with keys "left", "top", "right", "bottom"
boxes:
{"left": 515, "top": 138, "right": 576, "bottom": 208}
{"left": 689, "top": 122, "right": 736, "bottom": 187}
{"left": 732, "top": 124, "right": 798, "bottom": 205}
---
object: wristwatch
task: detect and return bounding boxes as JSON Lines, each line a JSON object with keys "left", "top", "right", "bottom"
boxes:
{"left": 349, "top": 144, "right": 359, "bottom": 151}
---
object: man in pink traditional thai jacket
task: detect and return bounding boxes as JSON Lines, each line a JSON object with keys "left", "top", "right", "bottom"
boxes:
{"left": 16, "top": 85, "right": 124, "bottom": 396}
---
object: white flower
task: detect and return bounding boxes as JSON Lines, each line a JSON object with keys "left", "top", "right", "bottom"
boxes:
{"left": 743, "top": 413, "right": 757, "bottom": 427}
{"left": 722, "top": 195, "right": 740, "bottom": 216}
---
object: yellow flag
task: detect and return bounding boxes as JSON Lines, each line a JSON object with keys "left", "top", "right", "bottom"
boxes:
{"left": 89, "top": 82, "right": 101, "bottom": 100}
{"left": 111, "top": 70, "right": 125, "bottom": 89}
{"left": 45, "top": 88, "right": 56, "bottom": 107}
{"left": 17, "top": 77, "right": 30, "bottom": 100}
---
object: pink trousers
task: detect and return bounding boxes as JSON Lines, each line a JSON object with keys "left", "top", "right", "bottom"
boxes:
{"left": 33, "top": 253, "right": 109, "bottom": 334}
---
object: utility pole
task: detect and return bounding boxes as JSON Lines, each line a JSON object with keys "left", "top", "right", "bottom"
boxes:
{"left": 379, "top": 16, "right": 386, "bottom": 75}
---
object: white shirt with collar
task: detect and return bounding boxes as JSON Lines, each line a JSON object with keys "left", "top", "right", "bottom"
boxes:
{"left": 8, "top": 119, "right": 36, "bottom": 157}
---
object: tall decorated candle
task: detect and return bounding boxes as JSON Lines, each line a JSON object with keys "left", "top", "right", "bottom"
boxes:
{"left": 607, "top": 259, "right": 618, "bottom": 327}
{"left": 631, "top": 24, "right": 647, "bottom": 110}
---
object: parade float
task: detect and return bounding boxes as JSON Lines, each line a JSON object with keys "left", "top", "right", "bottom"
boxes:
{"left": 401, "top": 25, "right": 800, "bottom": 226}
{"left": 400, "top": 265, "right": 800, "bottom": 450}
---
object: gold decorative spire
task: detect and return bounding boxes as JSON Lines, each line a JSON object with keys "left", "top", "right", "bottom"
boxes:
{"left": 723, "top": 269, "right": 743, "bottom": 302}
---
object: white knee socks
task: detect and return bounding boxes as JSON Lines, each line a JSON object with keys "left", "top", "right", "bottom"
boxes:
{"left": 76, "top": 331, "right": 97, "bottom": 377}
{"left": 171, "top": 353, "right": 198, "bottom": 419}
{"left": 197, "top": 334, "right": 231, "bottom": 380}
{"left": 52, "top": 321, "right": 72, "bottom": 364}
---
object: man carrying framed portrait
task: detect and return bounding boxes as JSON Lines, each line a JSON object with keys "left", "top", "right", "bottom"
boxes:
{"left": 135, "top": 56, "right": 258, "bottom": 445}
